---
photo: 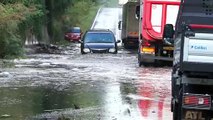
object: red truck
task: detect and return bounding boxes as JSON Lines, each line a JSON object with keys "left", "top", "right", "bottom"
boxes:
{"left": 137, "top": 0, "right": 180, "bottom": 66}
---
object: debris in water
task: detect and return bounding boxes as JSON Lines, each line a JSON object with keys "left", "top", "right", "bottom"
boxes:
{"left": 1, "top": 114, "right": 11, "bottom": 118}
{"left": 73, "top": 104, "right": 80, "bottom": 109}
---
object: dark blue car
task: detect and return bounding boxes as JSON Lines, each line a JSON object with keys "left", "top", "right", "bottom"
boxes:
{"left": 80, "top": 29, "right": 120, "bottom": 54}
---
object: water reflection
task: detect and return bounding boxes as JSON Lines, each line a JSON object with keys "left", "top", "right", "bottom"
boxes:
{"left": 0, "top": 83, "right": 105, "bottom": 120}
{"left": 136, "top": 67, "right": 172, "bottom": 120}
{"left": 0, "top": 67, "right": 173, "bottom": 120}
{"left": 103, "top": 82, "right": 140, "bottom": 120}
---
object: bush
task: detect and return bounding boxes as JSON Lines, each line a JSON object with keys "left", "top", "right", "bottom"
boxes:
{"left": 0, "top": 34, "right": 23, "bottom": 59}
{"left": 0, "top": 2, "right": 44, "bottom": 58}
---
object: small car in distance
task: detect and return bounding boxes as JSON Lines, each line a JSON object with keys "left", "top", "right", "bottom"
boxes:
{"left": 80, "top": 29, "right": 120, "bottom": 54}
{"left": 64, "top": 27, "right": 82, "bottom": 42}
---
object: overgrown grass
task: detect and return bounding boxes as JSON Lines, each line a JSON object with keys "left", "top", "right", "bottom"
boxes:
{"left": 0, "top": 60, "right": 15, "bottom": 68}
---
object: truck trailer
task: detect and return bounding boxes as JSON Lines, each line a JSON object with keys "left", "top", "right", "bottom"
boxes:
{"left": 118, "top": 1, "right": 140, "bottom": 49}
{"left": 168, "top": 0, "right": 213, "bottom": 119}
{"left": 137, "top": 0, "right": 180, "bottom": 66}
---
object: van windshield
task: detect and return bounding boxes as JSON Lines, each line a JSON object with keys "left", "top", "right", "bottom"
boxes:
{"left": 84, "top": 33, "right": 115, "bottom": 43}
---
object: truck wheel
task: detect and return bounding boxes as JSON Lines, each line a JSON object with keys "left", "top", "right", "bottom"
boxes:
{"left": 173, "top": 101, "right": 178, "bottom": 120}
{"left": 124, "top": 42, "right": 130, "bottom": 49}
{"left": 171, "top": 73, "right": 176, "bottom": 98}
{"left": 173, "top": 88, "right": 183, "bottom": 120}
{"left": 171, "top": 70, "right": 178, "bottom": 112}
{"left": 138, "top": 56, "right": 149, "bottom": 67}
{"left": 138, "top": 61, "right": 142, "bottom": 67}
{"left": 138, "top": 61, "right": 149, "bottom": 67}
{"left": 154, "top": 60, "right": 161, "bottom": 67}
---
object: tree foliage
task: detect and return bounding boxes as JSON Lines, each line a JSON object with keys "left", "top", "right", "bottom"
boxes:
{"left": 0, "top": 2, "right": 41, "bottom": 58}
{"left": 0, "top": 0, "right": 118, "bottom": 58}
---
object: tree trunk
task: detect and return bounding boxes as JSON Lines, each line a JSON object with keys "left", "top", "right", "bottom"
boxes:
{"left": 45, "top": 0, "right": 54, "bottom": 43}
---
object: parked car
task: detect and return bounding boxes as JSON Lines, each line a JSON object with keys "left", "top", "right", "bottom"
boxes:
{"left": 80, "top": 29, "right": 120, "bottom": 54}
{"left": 64, "top": 27, "right": 82, "bottom": 42}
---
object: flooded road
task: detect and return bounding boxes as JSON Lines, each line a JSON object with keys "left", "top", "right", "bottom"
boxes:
{"left": 0, "top": 8, "right": 173, "bottom": 120}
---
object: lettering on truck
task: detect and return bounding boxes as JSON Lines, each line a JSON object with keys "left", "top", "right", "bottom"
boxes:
{"left": 190, "top": 45, "right": 207, "bottom": 50}
{"left": 184, "top": 111, "right": 205, "bottom": 120}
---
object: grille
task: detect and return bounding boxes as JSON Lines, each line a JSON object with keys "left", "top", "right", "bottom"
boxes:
{"left": 91, "top": 49, "right": 108, "bottom": 53}
{"left": 202, "top": 0, "right": 213, "bottom": 15}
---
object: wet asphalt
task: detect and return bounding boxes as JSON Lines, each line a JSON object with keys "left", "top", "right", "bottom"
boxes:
{"left": 0, "top": 8, "right": 173, "bottom": 120}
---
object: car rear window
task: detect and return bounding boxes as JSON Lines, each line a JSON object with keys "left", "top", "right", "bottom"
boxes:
{"left": 84, "top": 32, "right": 115, "bottom": 43}
{"left": 70, "top": 28, "right": 81, "bottom": 33}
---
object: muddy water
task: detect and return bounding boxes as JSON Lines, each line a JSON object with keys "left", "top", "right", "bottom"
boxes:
{"left": 0, "top": 83, "right": 105, "bottom": 120}
{"left": 0, "top": 48, "right": 172, "bottom": 120}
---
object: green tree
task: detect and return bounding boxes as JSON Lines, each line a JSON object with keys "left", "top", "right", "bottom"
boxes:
{"left": 0, "top": 2, "right": 42, "bottom": 58}
{"left": 0, "top": 0, "right": 118, "bottom": 58}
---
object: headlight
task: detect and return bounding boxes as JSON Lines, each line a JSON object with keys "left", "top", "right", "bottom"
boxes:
{"left": 83, "top": 48, "right": 90, "bottom": 53}
{"left": 109, "top": 48, "right": 116, "bottom": 53}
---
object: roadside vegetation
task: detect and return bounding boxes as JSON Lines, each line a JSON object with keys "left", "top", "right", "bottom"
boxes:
{"left": 0, "top": 0, "right": 118, "bottom": 59}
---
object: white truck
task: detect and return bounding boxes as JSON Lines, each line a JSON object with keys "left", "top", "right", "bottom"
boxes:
{"left": 166, "top": 0, "right": 213, "bottom": 119}
{"left": 118, "top": 1, "right": 139, "bottom": 49}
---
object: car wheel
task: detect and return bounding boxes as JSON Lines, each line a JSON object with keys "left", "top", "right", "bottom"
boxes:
{"left": 81, "top": 50, "right": 86, "bottom": 54}
{"left": 80, "top": 48, "right": 86, "bottom": 54}
{"left": 113, "top": 49, "right": 118, "bottom": 54}
{"left": 113, "top": 51, "right": 118, "bottom": 54}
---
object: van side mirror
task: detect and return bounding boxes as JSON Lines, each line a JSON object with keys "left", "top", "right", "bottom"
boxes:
{"left": 118, "top": 21, "right": 122, "bottom": 30}
{"left": 78, "top": 40, "right": 83, "bottom": 44}
{"left": 135, "top": 5, "right": 140, "bottom": 20}
{"left": 116, "top": 40, "right": 121, "bottom": 43}
{"left": 163, "top": 24, "right": 175, "bottom": 45}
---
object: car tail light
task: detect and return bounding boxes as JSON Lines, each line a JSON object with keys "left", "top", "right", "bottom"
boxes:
{"left": 183, "top": 93, "right": 211, "bottom": 110}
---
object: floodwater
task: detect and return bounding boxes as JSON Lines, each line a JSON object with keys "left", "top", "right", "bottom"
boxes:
{"left": 0, "top": 8, "right": 173, "bottom": 120}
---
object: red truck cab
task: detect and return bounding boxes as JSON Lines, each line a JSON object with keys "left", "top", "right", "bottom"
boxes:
{"left": 138, "top": 0, "right": 180, "bottom": 66}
